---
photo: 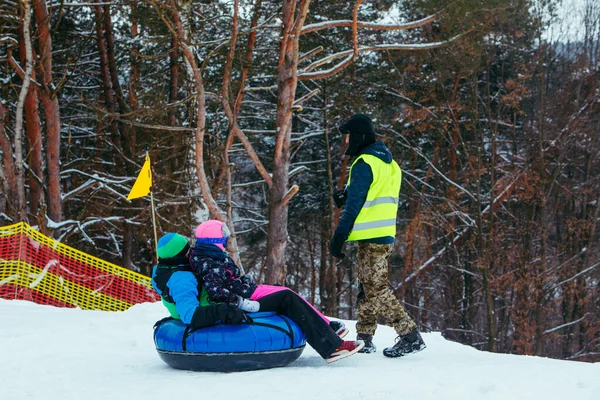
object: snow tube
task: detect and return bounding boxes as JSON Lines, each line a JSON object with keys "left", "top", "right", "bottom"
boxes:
{"left": 153, "top": 312, "right": 306, "bottom": 372}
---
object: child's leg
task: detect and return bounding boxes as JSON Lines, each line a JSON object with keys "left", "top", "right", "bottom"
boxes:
{"left": 256, "top": 290, "right": 342, "bottom": 359}
{"left": 251, "top": 284, "right": 330, "bottom": 323}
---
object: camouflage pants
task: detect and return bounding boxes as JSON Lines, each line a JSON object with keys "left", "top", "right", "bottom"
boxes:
{"left": 356, "top": 242, "right": 416, "bottom": 336}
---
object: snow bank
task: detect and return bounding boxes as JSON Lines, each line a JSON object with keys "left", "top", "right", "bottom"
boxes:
{"left": 0, "top": 299, "right": 598, "bottom": 400}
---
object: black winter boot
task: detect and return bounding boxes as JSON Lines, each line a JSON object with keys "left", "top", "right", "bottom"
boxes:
{"left": 357, "top": 333, "right": 376, "bottom": 353}
{"left": 329, "top": 320, "right": 349, "bottom": 339}
{"left": 383, "top": 329, "right": 426, "bottom": 358}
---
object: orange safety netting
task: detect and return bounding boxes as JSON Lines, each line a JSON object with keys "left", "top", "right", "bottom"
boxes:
{"left": 0, "top": 222, "right": 159, "bottom": 311}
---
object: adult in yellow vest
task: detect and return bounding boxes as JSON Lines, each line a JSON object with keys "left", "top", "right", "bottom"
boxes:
{"left": 330, "top": 114, "right": 426, "bottom": 358}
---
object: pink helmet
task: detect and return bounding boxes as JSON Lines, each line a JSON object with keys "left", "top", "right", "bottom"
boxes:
{"left": 195, "top": 220, "right": 231, "bottom": 251}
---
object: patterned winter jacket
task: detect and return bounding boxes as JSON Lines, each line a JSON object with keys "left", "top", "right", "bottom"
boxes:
{"left": 188, "top": 242, "right": 257, "bottom": 304}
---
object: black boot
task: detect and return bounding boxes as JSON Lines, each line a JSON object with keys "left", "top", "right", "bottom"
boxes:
{"left": 383, "top": 329, "right": 426, "bottom": 358}
{"left": 329, "top": 320, "right": 349, "bottom": 338}
{"left": 357, "top": 333, "right": 376, "bottom": 353}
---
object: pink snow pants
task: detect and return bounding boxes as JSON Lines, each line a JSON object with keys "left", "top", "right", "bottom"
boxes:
{"left": 250, "top": 285, "right": 329, "bottom": 323}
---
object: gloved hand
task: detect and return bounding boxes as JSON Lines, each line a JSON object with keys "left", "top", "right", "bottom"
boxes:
{"left": 329, "top": 232, "right": 346, "bottom": 259}
{"left": 333, "top": 188, "right": 348, "bottom": 209}
{"left": 191, "top": 304, "right": 248, "bottom": 328}
{"left": 217, "top": 303, "right": 248, "bottom": 324}
{"left": 236, "top": 295, "right": 260, "bottom": 313}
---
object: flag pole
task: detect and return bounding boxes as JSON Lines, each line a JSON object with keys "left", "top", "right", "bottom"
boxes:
{"left": 147, "top": 148, "right": 159, "bottom": 260}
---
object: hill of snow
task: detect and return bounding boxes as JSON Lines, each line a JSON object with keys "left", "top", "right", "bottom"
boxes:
{"left": 1, "top": 299, "right": 598, "bottom": 400}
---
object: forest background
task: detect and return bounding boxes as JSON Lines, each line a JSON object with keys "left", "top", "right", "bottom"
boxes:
{"left": 1, "top": 0, "right": 598, "bottom": 362}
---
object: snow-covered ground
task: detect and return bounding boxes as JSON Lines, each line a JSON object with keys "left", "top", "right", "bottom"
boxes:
{"left": 1, "top": 299, "right": 598, "bottom": 400}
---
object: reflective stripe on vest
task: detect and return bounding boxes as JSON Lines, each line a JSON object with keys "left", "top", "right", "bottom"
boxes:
{"left": 363, "top": 197, "right": 398, "bottom": 208}
{"left": 347, "top": 154, "right": 401, "bottom": 241}
{"left": 352, "top": 218, "right": 397, "bottom": 232}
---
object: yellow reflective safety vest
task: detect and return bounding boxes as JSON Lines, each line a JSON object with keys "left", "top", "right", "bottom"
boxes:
{"left": 347, "top": 154, "right": 402, "bottom": 241}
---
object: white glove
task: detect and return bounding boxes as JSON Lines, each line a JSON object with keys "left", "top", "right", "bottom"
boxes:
{"left": 236, "top": 296, "right": 260, "bottom": 313}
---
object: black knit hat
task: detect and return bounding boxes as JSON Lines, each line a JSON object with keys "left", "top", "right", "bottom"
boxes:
{"left": 339, "top": 114, "right": 375, "bottom": 136}
{"left": 339, "top": 114, "right": 376, "bottom": 156}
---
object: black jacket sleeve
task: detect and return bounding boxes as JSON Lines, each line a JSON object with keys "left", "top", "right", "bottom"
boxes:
{"left": 334, "top": 159, "right": 373, "bottom": 240}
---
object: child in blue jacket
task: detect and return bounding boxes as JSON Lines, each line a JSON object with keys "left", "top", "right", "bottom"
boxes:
{"left": 151, "top": 232, "right": 246, "bottom": 329}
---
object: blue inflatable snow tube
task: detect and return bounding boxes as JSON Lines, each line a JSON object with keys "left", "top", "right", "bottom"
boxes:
{"left": 153, "top": 312, "right": 306, "bottom": 372}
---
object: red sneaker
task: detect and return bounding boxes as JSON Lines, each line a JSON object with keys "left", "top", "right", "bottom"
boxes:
{"left": 326, "top": 340, "right": 365, "bottom": 364}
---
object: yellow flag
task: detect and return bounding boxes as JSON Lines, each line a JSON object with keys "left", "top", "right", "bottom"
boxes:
{"left": 127, "top": 155, "right": 152, "bottom": 200}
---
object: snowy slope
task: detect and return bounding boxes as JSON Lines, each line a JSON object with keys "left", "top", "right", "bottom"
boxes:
{"left": 1, "top": 299, "right": 598, "bottom": 400}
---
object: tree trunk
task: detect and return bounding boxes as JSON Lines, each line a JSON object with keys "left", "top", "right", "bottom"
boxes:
{"left": 534, "top": 45, "right": 548, "bottom": 356}
{"left": 484, "top": 70, "right": 498, "bottom": 352}
{"left": 14, "top": 0, "right": 34, "bottom": 222}
{"left": 0, "top": 101, "right": 18, "bottom": 220}
{"left": 0, "top": 100, "right": 18, "bottom": 220}
{"left": 319, "top": 224, "right": 328, "bottom": 312}
{"left": 264, "top": 178, "right": 291, "bottom": 284}
{"left": 264, "top": 0, "right": 310, "bottom": 284}
{"left": 307, "top": 225, "right": 317, "bottom": 305}
{"left": 103, "top": 3, "right": 139, "bottom": 268}
{"left": 474, "top": 76, "right": 493, "bottom": 350}
{"left": 129, "top": 1, "right": 140, "bottom": 110}
{"left": 168, "top": 35, "right": 179, "bottom": 127}
{"left": 93, "top": 4, "right": 119, "bottom": 144}
{"left": 102, "top": 3, "right": 135, "bottom": 164}
{"left": 322, "top": 86, "right": 339, "bottom": 315}
{"left": 24, "top": 83, "right": 43, "bottom": 218}
{"left": 34, "top": 0, "right": 62, "bottom": 225}
{"left": 19, "top": 20, "right": 44, "bottom": 219}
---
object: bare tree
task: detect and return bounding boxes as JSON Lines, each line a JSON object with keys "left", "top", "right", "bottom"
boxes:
{"left": 33, "top": 0, "right": 62, "bottom": 226}
{"left": 13, "top": 0, "right": 34, "bottom": 222}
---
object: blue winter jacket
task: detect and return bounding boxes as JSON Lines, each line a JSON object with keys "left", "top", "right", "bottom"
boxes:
{"left": 335, "top": 141, "right": 396, "bottom": 244}
{"left": 152, "top": 265, "right": 200, "bottom": 325}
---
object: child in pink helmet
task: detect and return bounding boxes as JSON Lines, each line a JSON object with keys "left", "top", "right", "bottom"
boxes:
{"left": 189, "top": 219, "right": 364, "bottom": 363}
